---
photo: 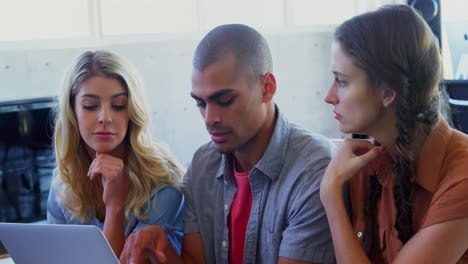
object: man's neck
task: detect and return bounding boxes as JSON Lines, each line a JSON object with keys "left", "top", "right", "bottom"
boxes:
{"left": 233, "top": 105, "right": 277, "bottom": 173}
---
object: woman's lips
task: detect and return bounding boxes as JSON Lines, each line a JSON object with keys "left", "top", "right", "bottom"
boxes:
{"left": 94, "top": 132, "right": 115, "bottom": 139}
{"left": 333, "top": 111, "right": 342, "bottom": 120}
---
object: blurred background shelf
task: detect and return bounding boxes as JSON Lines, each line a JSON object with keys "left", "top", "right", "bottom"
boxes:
{"left": 0, "top": 97, "right": 56, "bottom": 223}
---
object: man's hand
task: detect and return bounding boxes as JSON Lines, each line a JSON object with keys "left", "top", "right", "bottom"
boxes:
{"left": 120, "top": 226, "right": 171, "bottom": 264}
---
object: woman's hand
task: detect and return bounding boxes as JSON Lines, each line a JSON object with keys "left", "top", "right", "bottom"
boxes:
{"left": 88, "top": 153, "right": 129, "bottom": 257}
{"left": 319, "top": 138, "right": 382, "bottom": 264}
{"left": 88, "top": 153, "right": 129, "bottom": 211}
{"left": 321, "top": 138, "right": 383, "bottom": 197}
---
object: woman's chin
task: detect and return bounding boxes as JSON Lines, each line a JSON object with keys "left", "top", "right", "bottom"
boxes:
{"left": 338, "top": 125, "right": 354, "bottom": 135}
{"left": 93, "top": 145, "right": 116, "bottom": 154}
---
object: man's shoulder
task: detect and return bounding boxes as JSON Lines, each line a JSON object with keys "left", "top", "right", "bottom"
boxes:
{"left": 288, "top": 123, "right": 336, "bottom": 160}
{"left": 190, "top": 141, "right": 223, "bottom": 171}
{"left": 193, "top": 141, "right": 220, "bottom": 158}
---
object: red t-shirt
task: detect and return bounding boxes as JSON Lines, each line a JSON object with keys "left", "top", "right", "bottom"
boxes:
{"left": 228, "top": 166, "right": 253, "bottom": 264}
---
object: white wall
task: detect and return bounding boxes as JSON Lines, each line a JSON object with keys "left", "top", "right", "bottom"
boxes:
{"left": 0, "top": 30, "right": 341, "bottom": 166}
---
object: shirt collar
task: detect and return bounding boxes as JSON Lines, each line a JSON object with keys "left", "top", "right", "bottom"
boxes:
{"left": 215, "top": 105, "right": 290, "bottom": 182}
{"left": 254, "top": 105, "right": 290, "bottom": 181}
{"left": 216, "top": 154, "right": 227, "bottom": 179}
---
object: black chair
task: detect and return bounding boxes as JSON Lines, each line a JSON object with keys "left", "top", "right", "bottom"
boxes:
{"left": 22, "top": 100, "right": 56, "bottom": 218}
{"left": 0, "top": 97, "right": 56, "bottom": 222}
{"left": 445, "top": 80, "right": 468, "bottom": 134}
{"left": 0, "top": 109, "right": 27, "bottom": 222}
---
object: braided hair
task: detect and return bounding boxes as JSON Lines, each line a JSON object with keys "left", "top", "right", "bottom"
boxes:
{"left": 334, "top": 4, "right": 442, "bottom": 251}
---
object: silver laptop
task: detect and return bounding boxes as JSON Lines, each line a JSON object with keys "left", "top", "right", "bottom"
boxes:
{"left": 0, "top": 223, "right": 119, "bottom": 264}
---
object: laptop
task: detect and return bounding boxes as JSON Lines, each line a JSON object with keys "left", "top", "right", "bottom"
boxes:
{"left": 0, "top": 223, "right": 119, "bottom": 264}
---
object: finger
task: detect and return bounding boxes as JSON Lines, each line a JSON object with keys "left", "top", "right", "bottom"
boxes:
{"left": 124, "top": 238, "right": 144, "bottom": 264}
{"left": 155, "top": 250, "right": 167, "bottom": 263}
{"left": 88, "top": 158, "right": 115, "bottom": 181}
{"left": 87, "top": 155, "right": 104, "bottom": 179}
{"left": 142, "top": 248, "right": 160, "bottom": 264}
{"left": 120, "top": 233, "right": 137, "bottom": 263}
{"left": 92, "top": 155, "right": 124, "bottom": 175}
{"left": 357, "top": 146, "right": 384, "bottom": 165}
{"left": 153, "top": 239, "right": 168, "bottom": 263}
{"left": 87, "top": 162, "right": 96, "bottom": 179}
{"left": 349, "top": 138, "right": 375, "bottom": 150}
{"left": 119, "top": 241, "right": 130, "bottom": 263}
{"left": 87, "top": 158, "right": 95, "bottom": 178}
{"left": 96, "top": 153, "right": 118, "bottom": 163}
{"left": 128, "top": 252, "right": 142, "bottom": 264}
{"left": 342, "top": 138, "right": 376, "bottom": 156}
{"left": 131, "top": 230, "right": 158, "bottom": 264}
{"left": 88, "top": 165, "right": 101, "bottom": 180}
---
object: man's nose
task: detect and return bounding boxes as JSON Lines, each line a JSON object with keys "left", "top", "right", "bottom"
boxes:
{"left": 204, "top": 104, "right": 221, "bottom": 127}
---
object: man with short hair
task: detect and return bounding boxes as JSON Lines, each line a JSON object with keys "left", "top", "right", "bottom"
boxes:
{"left": 121, "top": 24, "right": 336, "bottom": 264}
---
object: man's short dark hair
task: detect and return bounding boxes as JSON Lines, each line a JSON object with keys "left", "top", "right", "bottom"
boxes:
{"left": 193, "top": 24, "right": 273, "bottom": 82}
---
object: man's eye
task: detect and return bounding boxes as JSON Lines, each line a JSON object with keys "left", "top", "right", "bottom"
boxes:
{"left": 218, "top": 98, "right": 233, "bottom": 107}
{"left": 196, "top": 101, "right": 206, "bottom": 108}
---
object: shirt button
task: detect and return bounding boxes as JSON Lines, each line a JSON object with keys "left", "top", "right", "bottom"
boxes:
{"left": 224, "top": 204, "right": 229, "bottom": 211}
{"left": 357, "top": 231, "right": 363, "bottom": 238}
{"left": 224, "top": 180, "right": 228, "bottom": 185}
{"left": 222, "top": 240, "right": 227, "bottom": 248}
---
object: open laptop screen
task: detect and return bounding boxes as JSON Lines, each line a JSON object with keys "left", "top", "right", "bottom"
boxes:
{"left": 0, "top": 223, "right": 119, "bottom": 264}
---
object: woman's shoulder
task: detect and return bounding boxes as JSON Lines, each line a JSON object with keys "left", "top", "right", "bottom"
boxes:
{"left": 149, "top": 185, "right": 183, "bottom": 204}
{"left": 441, "top": 127, "right": 468, "bottom": 182}
{"left": 138, "top": 185, "right": 184, "bottom": 224}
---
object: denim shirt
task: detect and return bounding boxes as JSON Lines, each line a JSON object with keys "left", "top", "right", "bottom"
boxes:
{"left": 47, "top": 176, "right": 185, "bottom": 254}
{"left": 184, "top": 108, "right": 337, "bottom": 263}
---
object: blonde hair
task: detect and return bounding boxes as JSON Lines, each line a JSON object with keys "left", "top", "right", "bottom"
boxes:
{"left": 53, "top": 50, "right": 184, "bottom": 222}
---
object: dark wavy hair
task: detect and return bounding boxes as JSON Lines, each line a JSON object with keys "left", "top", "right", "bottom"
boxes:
{"left": 334, "top": 4, "right": 443, "bottom": 254}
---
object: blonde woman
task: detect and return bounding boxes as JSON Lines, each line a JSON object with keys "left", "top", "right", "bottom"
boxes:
{"left": 47, "top": 50, "right": 185, "bottom": 259}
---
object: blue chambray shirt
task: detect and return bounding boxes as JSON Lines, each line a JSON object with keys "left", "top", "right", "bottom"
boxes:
{"left": 47, "top": 174, "right": 185, "bottom": 254}
{"left": 183, "top": 108, "right": 337, "bottom": 263}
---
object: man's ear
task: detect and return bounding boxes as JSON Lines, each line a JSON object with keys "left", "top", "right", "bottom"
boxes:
{"left": 262, "top": 73, "right": 276, "bottom": 103}
{"left": 382, "top": 87, "right": 396, "bottom": 107}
